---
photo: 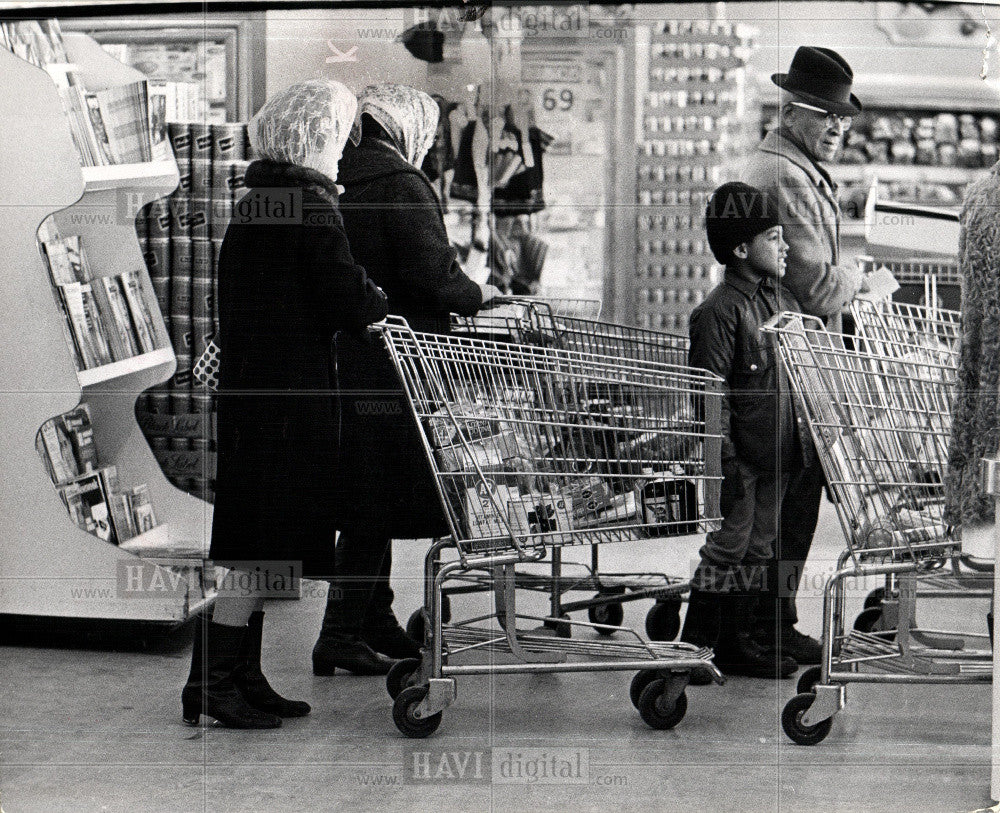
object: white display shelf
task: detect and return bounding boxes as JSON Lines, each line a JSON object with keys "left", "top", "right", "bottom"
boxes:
{"left": 832, "top": 163, "right": 987, "bottom": 186}
{"left": 81, "top": 161, "right": 179, "bottom": 192}
{"left": 76, "top": 347, "right": 174, "bottom": 387}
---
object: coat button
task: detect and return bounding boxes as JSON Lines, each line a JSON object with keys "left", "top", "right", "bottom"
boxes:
{"left": 750, "top": 363, "right": 758, "bottom": 371}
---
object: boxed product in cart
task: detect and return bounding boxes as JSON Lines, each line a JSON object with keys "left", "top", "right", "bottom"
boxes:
{"left": 462, "top": 477, "right": 532, "bottom": 548}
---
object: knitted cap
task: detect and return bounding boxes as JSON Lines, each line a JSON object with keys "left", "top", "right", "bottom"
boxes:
{"left": 704, "top": 182, "right": 780, "bottom": 264}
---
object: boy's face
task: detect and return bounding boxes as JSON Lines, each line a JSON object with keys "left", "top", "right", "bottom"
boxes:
{"left": 737, "top": 226, "right": 788, "bottom": 279}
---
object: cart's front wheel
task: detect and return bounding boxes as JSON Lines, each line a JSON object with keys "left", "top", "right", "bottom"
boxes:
{"left": 645, "top": 599, "right": 682, "bottom": 641}
{"left": 637, "top": 679, "right": 688, "bottom": 730}
{"left": 386, "top": 658, "right": 421, "bottom": 700}
{"left": 405, "top": 597, "right": 452, "bottom": 642}
{"left": 781, "top": 693, "right": 833, "bottom": 746}
{"left": 796, "top": 665, "right": 823, "bottom": 695}
{"left": 588, "top": 597, "right": 624, "bottom": 635}
{"left": 853, "top": 607, "right": 894, "bottom": 638}
{"left": 392, "top": 686, "right": 442, "bottom": 738}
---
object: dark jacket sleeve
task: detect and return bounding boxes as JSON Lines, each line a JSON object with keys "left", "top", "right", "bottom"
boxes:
{"left": 302, "top": 206, "right": 388, "bottom": 334}
{"left": 688, "top": 302, "right": 737, "bottom": 462}
{"left": 387, "top": 172, "right": 483, "bottom": 316}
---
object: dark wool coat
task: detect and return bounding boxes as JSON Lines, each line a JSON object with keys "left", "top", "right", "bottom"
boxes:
{"left": 210, "top": 160, "right": 388, "bottom": 578}
{"left": 946, "top": 163, "right": 1000, "bottom": 527}
{"left": 334, "top": 138, "right": 483, "bottom": 538}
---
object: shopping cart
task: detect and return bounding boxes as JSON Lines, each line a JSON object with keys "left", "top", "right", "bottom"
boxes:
{"left": 849, "top": 298, "right": 988, "bottom": 624}
{"left": 762, "top": 312, "right": 991, "bottom": 746}
{"left": 376, "top": 315, "right": 724, "bottom": 737}
{"left": 444, "top": 299, "right": 696, "bottom": 641}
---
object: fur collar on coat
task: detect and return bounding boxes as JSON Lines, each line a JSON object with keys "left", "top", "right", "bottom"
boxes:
{"left": 946, "top": 162, "right": 1000, "bottom": 526}
{"left": 244, "top": 159, "right": 341, "bottom": 205}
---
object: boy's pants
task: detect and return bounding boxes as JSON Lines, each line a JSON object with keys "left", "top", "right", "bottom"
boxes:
{"left": 692, "top": 459, "right": 789, "bottom": 593}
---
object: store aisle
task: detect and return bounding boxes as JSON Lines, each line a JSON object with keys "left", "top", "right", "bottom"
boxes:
{"left": 1, "top": 500, "right": 992, "bottom": 813}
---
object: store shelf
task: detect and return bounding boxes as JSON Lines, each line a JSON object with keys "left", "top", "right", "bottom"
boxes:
{"left": 81, "top": 161, "right": 178, "bottom": 191}
{"left": 77, "top": 347, "right": 174, "bottom": 387}
{"left": 832, "top": 163, "right": 987, "bottom": 185}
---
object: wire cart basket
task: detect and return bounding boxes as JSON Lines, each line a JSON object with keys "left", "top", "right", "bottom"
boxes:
{"left": 445, "top": 299, "right": 696, "bottom": 642}
{"left": 762, "top": 312, "right": 991, "bottom": 746}
{"left": 376, "top": 316, "right": 724, "bottom": 737}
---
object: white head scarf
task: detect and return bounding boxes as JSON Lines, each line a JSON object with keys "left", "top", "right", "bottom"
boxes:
{"left": 356, "top": 83, "right": 439, "bottom": 167}
{"left": 247, "top": 79, "right": 357, "bottom": 182}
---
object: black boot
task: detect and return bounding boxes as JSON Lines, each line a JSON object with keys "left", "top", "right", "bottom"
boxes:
{"left": 755, "top": 574, "right": 822, "bottom": 666}
{"left": 313, "top": 589, "right": 396, "bottom": 676}
{"left": 361, "top": 551, "right": 421, "bottom": 660}
{"left": 232, "top": 611, "right": 311, "bottom": 717}
{"left": 715, "top": 593, "right": 797, "bottom": 679}
{"left": 181, "top": 618, "right": 282, "bottom": 728}
{"left": 680, "top": 588, "right": 722, "bottom": 686}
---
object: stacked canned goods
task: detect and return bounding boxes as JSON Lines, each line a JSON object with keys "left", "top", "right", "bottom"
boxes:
{"left": 136, "top": 121, "right": 250, "bottom": 503}
{"left": 635, "top": 22, "right": 759, "bottom": 333}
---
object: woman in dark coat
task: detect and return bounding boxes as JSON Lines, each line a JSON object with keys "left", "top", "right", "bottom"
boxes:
{"left": 312, "top": 83, "right": 499, "bottom": 675}
{"left": 181, "top": 79, "right": 388, "bottom": 728}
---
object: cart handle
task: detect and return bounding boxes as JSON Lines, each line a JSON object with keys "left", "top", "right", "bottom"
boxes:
{"left": 760, "top": 311, "right": 827, "bottom": 333}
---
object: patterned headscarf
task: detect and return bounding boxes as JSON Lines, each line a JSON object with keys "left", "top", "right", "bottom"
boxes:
{"left": 247, "top": 79, "right": 357, "bottom": 182}
{"left": 356, "top": 83, "right": 440, "bottom": 167}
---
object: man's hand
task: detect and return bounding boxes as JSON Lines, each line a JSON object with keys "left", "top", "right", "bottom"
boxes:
{"left": 479, "top": 283, "right": 503, "bottom": 307}
{"left": 858, "top": 273, "right": 872, "bottom": 294}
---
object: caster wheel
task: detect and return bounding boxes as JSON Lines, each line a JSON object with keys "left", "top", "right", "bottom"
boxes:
{"left": 781, "top": 692, "right": 833, "bottom": 746}
{"left": 629, "top": 669, "right": 659, "bottom": 709}
{"left": 588, "top": 597, "right": 624, "bottom": 635}
{"left": 863, "top": 587, "right": 886, "bottom": 610}
{"left": 386, "top": 658, "right": 421, "bottom": 700}
{"left": 554, "top": 613, "right": 573, "bottom": 638}
{"left": 637, "top": 679, "right": 688, "bottom": 730}
{"left": 796, "top": 665, "right": 823, "bottom": 695}
{"left": 645, "top": 598, "right": 682, "bottom": 641}
{"left": 392, "top": 686, "right": 443, "bottom": 738}
{"left": 441, "top": 594, "right": 452, "bottom": 625}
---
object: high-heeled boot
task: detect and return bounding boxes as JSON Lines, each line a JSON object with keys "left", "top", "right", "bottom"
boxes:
{"left": 232, "top": 611, "right": 311, "bottom": 717}
{"left": 360, "top": 551, "right": 421, "bottom": 660}
{"left": 181, "top": 618, "right": 282, "bottom": 728}
{"left": 313, "top": 589, "right": 396, "bottom": 675}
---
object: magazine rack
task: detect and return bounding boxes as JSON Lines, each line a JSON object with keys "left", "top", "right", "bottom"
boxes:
{"left": 0, "top": 35, "right": 214, "bottom": 622}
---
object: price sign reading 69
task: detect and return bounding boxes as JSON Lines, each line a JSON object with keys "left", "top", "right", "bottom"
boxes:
{"left": 541, "top": 87, "right": 574, "bottom": 111}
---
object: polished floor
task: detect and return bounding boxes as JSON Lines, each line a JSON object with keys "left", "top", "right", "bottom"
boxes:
{"left": 1, "top": 501, "right": 995, "bottom": 813}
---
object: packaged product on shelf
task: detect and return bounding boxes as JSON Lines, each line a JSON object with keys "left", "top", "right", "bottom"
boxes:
{"left": 119, "top": 269, "right": 159, "bottom": 353}
{"left": 190, "top": 158, "right": 211, "bottom": 196}
{"left": 168, "top": 122, "right": 192, "bottom": 162}
{"left": 58, "top": 470, "right": 114, "bottom": 542}
{"left": 189, "top": 123, "right": 213, "bottom": 160}
{"left": 147, "top": 199, "right": 172, "bottom": 239}
{"left": 92, "top": 276, "right": 141, "bottom": 360}
{"left": 130, "top": 483, "right": 157, "bottom": 533}
{"left": 38, "top": 417, "right": 78, "bottom": 483}
{"left": 211, "top": 123, "right": 246, "bottom": 161}
{"left": 60, "top": 404, "right": 98, "bottom": 473}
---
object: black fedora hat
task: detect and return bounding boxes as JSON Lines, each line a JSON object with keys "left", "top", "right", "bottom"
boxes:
{"left": 771, "top": 46, "right": 862, "bottom": 117}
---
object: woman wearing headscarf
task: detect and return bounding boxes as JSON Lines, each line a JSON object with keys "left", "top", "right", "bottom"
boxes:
{"left": 311, "top": 83, "right": 500, "bottom": 676}
{"left": 181, "top": 79, "right": 388, "bottom": 727}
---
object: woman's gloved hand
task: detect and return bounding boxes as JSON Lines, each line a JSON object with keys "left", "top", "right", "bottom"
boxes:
{"left": 720, "top": 456, "right": 745, "bottom": 515}
{"left": 478, "top": 283, "right": 503, "bottom": 308}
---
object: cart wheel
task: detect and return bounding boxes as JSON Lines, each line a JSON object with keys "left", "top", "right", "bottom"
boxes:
{"left": 588, "top": 598, "right": 624, "bottom": 635}
{"left": 637, "top": 679, "right": 688, "bottom": 730}
{"left": 392, "top": 686, "right": 442, "bottom": 738}
{"left": 554, "top": 614, "right": 573, "bottom": 639}
{"left": 853, "top": 607, "right": 891, "bottom": 635}
{"left": 863, "top": 587, "right": 886, "bottom": 610}
{"left": 781, "top": 693, "right": 833, "bottom": 746}
{"left": 645, "top": 599, "right": 682, "bottom": 641}
{"left": 629, "top": 669, "right": 659, "bottom": 709}
{"left": 441, "top": 594, "right": 452, "bottom": 624}
{"left": 405, "top": 610, "right": 425, "bottom": 643}
{"left": 386, "top": 658, "right": 421, "bottom": 700}
{"left": 796, "top": 665, "right": 823, "bottom": 695}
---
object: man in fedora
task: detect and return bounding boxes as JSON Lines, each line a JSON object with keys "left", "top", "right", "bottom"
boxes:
{"left": 743, "top": 46, "right": 868, "bottom": 667}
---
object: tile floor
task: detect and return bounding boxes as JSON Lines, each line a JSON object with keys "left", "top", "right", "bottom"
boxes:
{"left": 1, "top": 501, "right": 995, "bottom": 812}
